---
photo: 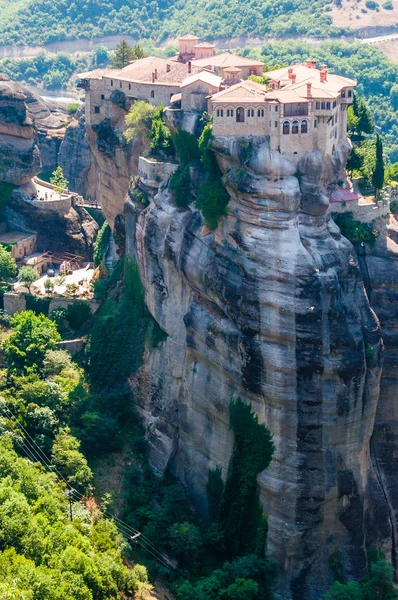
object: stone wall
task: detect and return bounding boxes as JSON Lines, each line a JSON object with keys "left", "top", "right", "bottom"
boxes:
{"left": 3, "top": 292, "right": 100, "bottom": 316}
{"left": 137, "top": 156, "right": 178, "bottom": 188}
{"left": 331, "top": 199, "right": 390, "bottom": 223}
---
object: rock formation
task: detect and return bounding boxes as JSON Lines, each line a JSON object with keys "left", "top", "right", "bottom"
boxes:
{"left": 107, "top": 133, "right": 392, "bottom": 600}
{"left": 0, "top": 75, "right": 41, "bottom": 185}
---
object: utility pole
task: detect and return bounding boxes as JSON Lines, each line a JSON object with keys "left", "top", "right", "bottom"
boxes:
{"left": 130, "top": 533, "right": 141, "bottom": 563}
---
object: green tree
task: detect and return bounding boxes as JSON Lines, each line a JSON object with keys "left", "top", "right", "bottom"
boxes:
{"left": 347, "top": 106, "right": 359, "bottom": 136}
{"left": 124, "top": 100, "right": 155, "bottom": 143}
{"left": 372, "top": 134, "right": 385, "bottom": 199}
{"left": 326, "top": 581, "right": 363, "bottom": 600}
{"left": 4, "top": 310, "right": 61, "bottom": 373}
{"left": 0, "top": 245, "right": 16, "bottom": 282}
{"left": 111, "top": 40, "right": 135, "bottom": 68}
{"left": 44, "top": 277, "right": 54, "bottom": 295}
{"left": 51, "top": 427, "right": 93, "bottom": 494}
{"left": 18, "top": 266, "right": 39, "bottom": 293}
{"left": 131, "top": 44, "right": 147, "bottom": 60}
{"left": 50, "top": 166, "right": 69, "bottom": 198}
{"left": 346, "top": 145, "right": 364, "bottom": 175}
{"left": 225, "top": 578, "right": 258, "bottom": 600}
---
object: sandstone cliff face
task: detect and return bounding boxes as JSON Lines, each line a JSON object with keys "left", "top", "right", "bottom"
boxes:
{"left": 116, "top": 134, "right": 391, "bottom": 600}
{"left": 58, "top": 114, "right": 98, "bottom": 199}
{"left": 0, "top": 75, "right": 41, "bottom": 185}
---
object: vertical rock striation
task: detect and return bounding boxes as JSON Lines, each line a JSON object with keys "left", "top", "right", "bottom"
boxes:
{"left": 115, "top": 135, "right": 387, "bottom": 599}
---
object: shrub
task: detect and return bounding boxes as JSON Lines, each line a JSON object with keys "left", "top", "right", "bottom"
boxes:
{"left": 18, "top": 266, "right": 38, "bottom": 293}
{"left": 382, "top": 0, "right": 393, "bottom": 7}
{"left": 66, "top": 102, "right": 80, "bottom": 114}
{"left": 93, "top": 221, "right": 110, "bottom": 267}
{"left": 50, "top": 306, "right": 67, "bottom": 327}
{"left": 365, "top": 0, "right": 379, "bottom": 8}
{"left": 333, "top": 212, "right": 379, "bottom": 246}
{"left": 148, "top": 105, "right": 173, "bottom": 156}
{"left": 170, "top": 165, "right": 192, "bottom": 207}
{"left": 171, "top": 129, "right": 200, "bottom": 167}
{"left": 66, "top": 301, "right": 92, "bottom": 331}
{"left": 25, "top": 294, "right": 51, "bottom": 316}
{"left": 0, "top": 246, "right": 16, "bottom": 282}
{"left": 124, "top": 100, "right": 155, "bottom": 143}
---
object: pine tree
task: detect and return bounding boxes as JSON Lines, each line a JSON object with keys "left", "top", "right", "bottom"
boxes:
{"left": 346, "top": 145, "right": 363, "bottom": 175}
{"left": 351, "top": 93, "right": 374, "bottom": 137}
{"left": 372, "top": 134, "right": 385, "bottom": 200}
{"left": 111, "top": 40, "right": 135, "bottom": 69}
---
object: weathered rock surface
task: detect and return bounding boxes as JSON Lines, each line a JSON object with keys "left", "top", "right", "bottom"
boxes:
{"left": 5, "top": 191, "right": 98, "bottom": 258}
{"left": 59, "top": 114, "right": 98, "bottom": 199}
{"left": 0, "top": 74, "right": 41, "bottom": 184}
{"left": 116, "top": 134, "right": 391, "bottom": 600}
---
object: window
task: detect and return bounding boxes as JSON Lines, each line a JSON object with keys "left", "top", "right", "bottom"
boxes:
{"left": 120, "top": 81, "right": 122, "bottom": 88}
{"left": 151, "top": 90, "right": 155, "bottom": 98}
{"left": 316, "top": 102, "right": 320, "bottom": 110}
{"left": 333, "top": 100, "right": 336, "bottom": 108}
{"left": 314, "top": 120, "right": 317, "bottom": 128}
{"left": 221, "top": 109, "right": 224, "bottom": 117}
{"left": 292, "top": 120, "right": 299, "bottom": 134}
{"left": 248, "top": 109, "right": 254, "bottom": 117}
{"left": 284, "top": 103, "right": 309, "bottom": 117}
{"left": 275, "top": 105, "right": 278, "bottom": 112}
{"left": 301, "top": 119, "right": 308, "bottom": 133}
{"left": 258, "top": 109, "right": 264, "bottom": 117}
{"left": 231, "top": 110, "right": 234, "bottom": 117}
{"left": 217, "top": 109, "right": 224, "bottom": 117}
{"left": 326, "top": 102, "right": 331, "bottom": 110}
{"left": 129, "top": 83, "right": 131, "bottom": 90}
{"left": 236, "top": 107, "right": 245, "bottom": 122}
{"left": 101, "top": 94, "right": 104, "bottom": 100}
{"left": 283, "top": 121, "right": 290, "bottom": 135}
{"left": 341, "top": 90, "right": 345, "bottom": 98}
{"left": 227, "top": 109, "right": 234, "bottom": 117}
{"left": 111, "top": 80, "right": 113, "bottom": 87}
{"left": 274, "top": 121, "right": 278, "bottom": 127}
{"left": 348, "top": 90, "right": 352, "bottom": 98}
{"left": 250, "top": 68, "right": 256, "bottom": 75}
{"left": 94, "top": 106, "right": 100, "bottom": 114}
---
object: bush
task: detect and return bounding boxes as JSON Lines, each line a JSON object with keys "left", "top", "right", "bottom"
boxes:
{"left": 390, "top": 199, "right": 398, "bottom": 213}
{"left": 93, "top": 221, "right": 110, "bottom": 267}
{"left": 170, "top": 165, "right": 192, "bottom": 207}
{"left": 25, "top": 294, "right": 51, "bottom": 316}
{"left": 382, "top": 0, "right": 393, "bottom": 7}
{"left": 66, "top": 301, "right": 92, "bottom": 331}
{"left": 50, "top": 306, "right": 67, "bottom": 327}
{"left": 366, "top": 0, "right": 379, "bottom": 8}
{"left": 66, "top": 102, "right": 80, "bottom": 114}
{"left": 333, "top": 212, "right": 379, "bottom": 246}
{"left": 0, "top": 245, "right": 16, "bottom": 282}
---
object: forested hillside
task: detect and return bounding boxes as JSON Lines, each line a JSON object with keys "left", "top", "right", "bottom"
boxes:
{"left": 0, "top": 0, "right": 344, "bottom": 45}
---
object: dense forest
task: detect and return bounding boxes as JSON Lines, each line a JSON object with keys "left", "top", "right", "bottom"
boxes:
{"left": 0, "top": 0, "right": 346, "bottom": 46}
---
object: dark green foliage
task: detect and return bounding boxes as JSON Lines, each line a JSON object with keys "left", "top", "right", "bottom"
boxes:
{"left": 171, "top": 130, "right": 201, "bottom": 167}
{"left": 221, "top": 398, "right": 274, "bottom": 557}
{"left": 328, "top": 551, "right": 345, "bottom": 583}
{"left": 170, "top": 165, "right": 192, "bottom": 207}
{"left": 88, "top": 258, "right": 161, "bottom": 390}
{"left": 93, "top": 221, "right": 110, "bottom": 267}
{"left": 372, "top": 134, "right": 385, "bottom": 197}
{"left": 207, "top": 466, "right": 224, "bottom": 522}
{"left": 111, "top": 40, "right": 136, "bottom": 68}
{"left": 66, "top": 102, "right": 79, "bottom": 114}
{"left": 66, "top": 301, "right": 92, "bottom": 331}
{"left": 24, "top": 294, "right": 50, "bottom": 316}
{"left": 390, "top": 200, "right": 398, "bottom": 213}
{"left": 148, "top": 105, "right": 174, "bottom": 156}
{"left": 333, "top": 212, "right": 379, "bottom": 246}
{"left": 196, "top": 124, "right": 230, "bottom": 229}
{"left": 346, "top": 146, "right": 364, "bottom": 175}
{"left": 0, "top": 182, "right": 15, "bottom": 208}
{"left": 50, "top": 306, "right": 68, "bottom": 326}
{"left": 326, "top": 553, "right": 398, "bottom": 600}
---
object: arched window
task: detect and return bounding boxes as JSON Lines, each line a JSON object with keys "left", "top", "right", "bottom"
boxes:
{"left": 301, "top": 120, "right": 308, "bottom": 133}
{"left": 292, "top": 120, "right": 299, "bottom": 134}
{"left": 283, "top": 121, "right": 290, "bottom": 135}
{"left": 151, "top": 90, "right": 155, "bottom": 98}
{"left": 236, "top": 107, "right": 245, "bottom": 122}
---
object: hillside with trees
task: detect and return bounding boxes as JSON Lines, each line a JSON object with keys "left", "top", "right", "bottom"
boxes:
{"left": 0, "top": 0, "right": 349, "bottom": 46}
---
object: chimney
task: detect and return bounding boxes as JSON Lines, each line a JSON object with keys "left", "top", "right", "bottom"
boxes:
{"left": 188, "top": 61, "right": 192, "bottom": 74}
{"left": 166, "top": 63, "right": 171, "bottom": 72}
{"left": 291, "top": 73, "right": 297, "bottom": 84}
{"left": 154, "top": 68, "right": 158, "bottom": 80}
{"left": 152, "top": 72, "right": 155, "bottom": 83}
{"left": 307, "top": 82, "right": 312, "bottom": 97}
{"left": 288, "top": 67, "right": 294, "bottom": 79}
{"left": 320, "top": 66, "right": 328, "bottom": 82}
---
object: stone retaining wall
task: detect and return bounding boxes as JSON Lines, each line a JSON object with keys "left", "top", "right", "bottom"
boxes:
{"left": 330, "top": 199, "right": 390, "bottom": 223}
{"left": 3, "top": 292, "right": 100, "bottom": 316}
{"left": 138, "top": 156, "right": 178, "bottom": 188}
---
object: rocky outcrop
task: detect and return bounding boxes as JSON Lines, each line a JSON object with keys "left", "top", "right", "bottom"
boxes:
{"left": 85, "top": 104, "right": 148, "bottom": 227}
{"left": 58, "top": 114, "right": 98, "bottom": 199}
{"left": 0, "top": 74, "right": 41, "bottom": 184}
{"left": 115, "top": 135, "right": 391, "bottom": 600}
{"left": 5, "top": 190, "right": 98, "bottom": 258}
